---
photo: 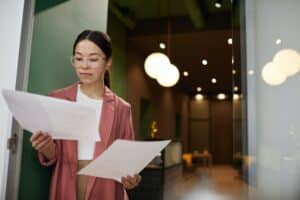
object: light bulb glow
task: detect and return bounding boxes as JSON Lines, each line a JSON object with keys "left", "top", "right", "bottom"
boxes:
{"left": 227, "top": 38, "right": 233, "bottom": 45}
{"left": 248, "top": 70, "right": 254, "bottom": 75}
{"left": 275, "top": 39, "right": 281, "bottom": 45}
{"left": 217, "top": 93, "right": 226, "bottom": 100}
{"left": 144, "top": 52, "right": 170, "bottom": 79}
{"left": 159, "top": 42, "right": 166, "bottom": 49}
{"left": 156, "top": 64, "right": 180, "bottom": 87}
{"left": 272, "top": 49, "right": 300, "bottom": 77}
{"left": 202, "top": 59, "right": 208, "bottom": 66}
{"left": 233, "top": 94, "right": 239, "bottom": 100}
{"left": 195, "top": 94, "right": 204, "bottom": 100}
{"left": 261, "top": 62, "right": 287, "bottom": 86}
{"left": 215, "top": 3, "right": 221, "bottom": 8}
{"left": 183, "top": 71, "right": 189, "bottom": 77}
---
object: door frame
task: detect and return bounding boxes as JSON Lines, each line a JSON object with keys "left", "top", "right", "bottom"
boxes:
{"left": 5, "top": 0, "right": 35, "bottom": 199}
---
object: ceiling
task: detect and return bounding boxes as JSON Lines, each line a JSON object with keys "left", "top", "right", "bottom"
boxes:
{"left": 110, "top": 0, "right": 241, "bottom": 96}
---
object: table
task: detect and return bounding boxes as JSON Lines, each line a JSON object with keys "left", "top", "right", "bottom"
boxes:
{"left": 192, "top": 151, "right": 213, "bottom": 171}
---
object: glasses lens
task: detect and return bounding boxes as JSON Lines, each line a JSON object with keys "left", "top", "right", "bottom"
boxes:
{"left": 70, "top": 55, "right": 106, "bottom": 68}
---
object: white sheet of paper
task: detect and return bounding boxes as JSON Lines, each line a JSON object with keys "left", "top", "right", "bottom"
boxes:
{"left": 2, "top": 89, "right": 100, "bottom": 141}
{"left": 78, "top": 139, "right": 170, "bottom": 182}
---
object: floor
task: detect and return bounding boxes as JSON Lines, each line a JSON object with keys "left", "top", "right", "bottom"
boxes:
{"left": 164, "top": 165, "right": 251, "bottom": 200}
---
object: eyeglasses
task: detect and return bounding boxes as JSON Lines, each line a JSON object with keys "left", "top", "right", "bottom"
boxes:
{"left": 70, "top": 55, "right": 106, "bottom": 68}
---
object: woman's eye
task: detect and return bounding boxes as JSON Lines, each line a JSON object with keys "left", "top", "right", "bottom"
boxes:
{"left": 75, "top": 57, "right": 83, "bottom": 61}
{"left": 89, "top": 58, "right": 99, "bottom": 62}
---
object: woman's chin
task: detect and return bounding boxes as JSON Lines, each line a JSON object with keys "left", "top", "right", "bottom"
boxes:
{"left": 79, "top": 79, "right": 95, "bottom": 85}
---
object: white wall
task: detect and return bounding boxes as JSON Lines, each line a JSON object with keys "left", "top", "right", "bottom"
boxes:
{"left": 246, "top": 0, "right": 300, "bottom": 199}
{"left": 0, "top": 1, "right": 25, "bottom": 199}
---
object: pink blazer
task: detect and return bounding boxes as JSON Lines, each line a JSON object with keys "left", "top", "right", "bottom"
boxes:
{"left": 38, "top": 84, "right": 135, "bottom": 200}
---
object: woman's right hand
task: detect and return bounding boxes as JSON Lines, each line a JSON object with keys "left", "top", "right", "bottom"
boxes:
{"left": 30, "top": 131, "right": 56, "bottom": 160}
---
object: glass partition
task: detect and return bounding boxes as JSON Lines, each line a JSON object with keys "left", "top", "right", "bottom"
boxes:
{"left": 236, "top": 0, "right": 300, "bottom": 199}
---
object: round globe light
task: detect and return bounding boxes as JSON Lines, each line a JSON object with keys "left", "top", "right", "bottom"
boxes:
{"left": 217, "top": 93, "right": 226, "bottom": 100}
{"left": 261, "top": 62, "right": 287, "bottom": 86}
{"left": 272, "top": 49, "right": 300, "bottom": 77}
{"left": 144, "top": 52, "right": 170, "bottom": 79}
{"left": 233, "top": 94, "right": 239, "bottom": 100}
{"left": 195, "top": 94, "right": 204, "bottom": 100}
{"left": 157, "top": 64, "right": 180, "bottom": 87}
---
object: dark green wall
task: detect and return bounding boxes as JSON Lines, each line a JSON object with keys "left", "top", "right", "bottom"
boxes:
{"left": 107, "top": 11, "right": 128, "bottom": 99}
{"left": 18, "top": 132, "right": 53, "bottom": 200}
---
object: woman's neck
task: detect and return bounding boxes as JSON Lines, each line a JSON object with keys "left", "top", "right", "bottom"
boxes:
{"left": 79, "top": 81, "right": 104, "bottom": 100}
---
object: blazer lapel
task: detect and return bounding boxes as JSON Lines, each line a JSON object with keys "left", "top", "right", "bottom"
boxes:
{"left": 85, "top": 86, "right": 116, "bottom": 199}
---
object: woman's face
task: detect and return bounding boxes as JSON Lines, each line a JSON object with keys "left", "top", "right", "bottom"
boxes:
{"left": 72, "top": 39, "right": 111, "bottom": 85}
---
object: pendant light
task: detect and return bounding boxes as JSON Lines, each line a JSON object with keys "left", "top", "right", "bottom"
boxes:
{"left": 144, "top": 0, "right": 180, "bottom": 87}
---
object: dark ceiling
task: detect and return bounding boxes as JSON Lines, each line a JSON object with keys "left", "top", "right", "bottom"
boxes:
{"left": 109, "top": 0, "right": 241, "bottom": 96}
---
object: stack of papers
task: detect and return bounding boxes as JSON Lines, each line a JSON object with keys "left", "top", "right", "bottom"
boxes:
{"left": 2, "top": 89, "right": 171, "bottom": 181}
{"left": 2, "top": 89, "right": 100, "bottom": 141}
{"left": 78, "top": 139, "right": 170, "bottom": 182}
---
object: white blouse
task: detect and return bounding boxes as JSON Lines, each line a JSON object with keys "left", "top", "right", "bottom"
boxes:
{"left": 76, "top": 85, "right": 102, "bottom": 160}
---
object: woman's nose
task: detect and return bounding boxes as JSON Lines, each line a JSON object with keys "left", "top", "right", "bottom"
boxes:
{"left": 81, "top": 59, "right": 90, "bottom": 68}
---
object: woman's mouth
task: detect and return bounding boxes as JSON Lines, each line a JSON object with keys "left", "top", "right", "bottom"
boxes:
{"left": 79, "top": 73, "right": 92, "bottom": 76}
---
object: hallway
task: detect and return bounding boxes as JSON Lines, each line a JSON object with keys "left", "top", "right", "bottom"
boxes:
{"left": 164, "top": 165, "right": 250, "bottom": 200}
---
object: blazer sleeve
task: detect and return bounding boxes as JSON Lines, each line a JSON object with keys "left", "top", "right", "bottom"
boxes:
{"left": 122, "top": 105, "right": 135, "bottom": 140}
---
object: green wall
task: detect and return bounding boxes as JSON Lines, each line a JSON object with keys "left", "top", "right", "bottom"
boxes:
{"left": 107, "top": 11, "right": 128, "bottom": 99}
{"left": 18, "top": 0, "right": 108, "bottom": 199}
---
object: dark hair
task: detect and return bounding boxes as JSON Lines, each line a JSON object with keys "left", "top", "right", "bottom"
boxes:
{"left": 73, "top": 30, "right": 112, "bottom": 88}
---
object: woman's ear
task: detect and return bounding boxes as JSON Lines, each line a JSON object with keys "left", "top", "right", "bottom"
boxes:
{"left": 105, "top": 57, "right": 112, "bottom": 70}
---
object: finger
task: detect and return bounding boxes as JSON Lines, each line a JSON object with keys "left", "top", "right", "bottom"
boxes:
{"left": 133, "top": 174, "right": 140, "bottom": 183}
{"left": 135, "top": 174, "right": 142, "bottom": 184}
{"left": 121, "top": 177, "right": 133, "bottom": 189}
{"left": 124, "top": 176, "right": 138, "bottom": 188}
{"left": 32, "top": 135, "right": 47, "bottom": 148}
{"left": 39, "top": 138, "right": 55, "bottom": 153}
{"left": 121, "top": 177, "right": 130, "bottom": 185}
{"left": 30, "top": 131, "right": 42, "bottom": 142}
{"left": 124, "top": 182, "right": 134, "bottom": 190}
{"left": 40, "top": 141, "right": 55, "bottom": 154}
{"left": 35, "top": 136, "right": 52, "bottom": 151}
{"left": 35, "top": 133, "right": 50, "bottom": 144}
{"left": 121, "top": 176, "right": 126, "bottom": 183}
{"left": 127, "top": 175, "right": 137, "bottom": 185}
{"left": 31, "top": 131, "right": 48, "bottom": 143}
{"left": 32, "top": 134, "right": 50, "bottom": 149}
{"left": 130, "top": 175, "right": 141, "bottom": 187}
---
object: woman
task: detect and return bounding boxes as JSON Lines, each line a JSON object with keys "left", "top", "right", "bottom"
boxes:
{"left": 30, "top": 30, "right": 141, "bottom": 200}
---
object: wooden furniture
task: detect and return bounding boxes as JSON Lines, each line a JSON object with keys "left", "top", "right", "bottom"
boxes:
{"left": 192, "top": 151, "right": 213, "bottom": 170}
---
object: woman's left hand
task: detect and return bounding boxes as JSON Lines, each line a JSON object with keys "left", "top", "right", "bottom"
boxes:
{"left": 121, "top": 174, "right": 142, "bottom": 190}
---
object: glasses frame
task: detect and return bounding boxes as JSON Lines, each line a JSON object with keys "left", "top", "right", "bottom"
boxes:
{"left": 70, "top": 55, "right": 106, "bottom": 68}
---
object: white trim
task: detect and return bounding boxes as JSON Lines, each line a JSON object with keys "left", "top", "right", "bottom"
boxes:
{"left": 5, "top": 1, "right": 35, "bottom": 199}
{"left": 0, "top": 1, "right": 26, "bottom": 199}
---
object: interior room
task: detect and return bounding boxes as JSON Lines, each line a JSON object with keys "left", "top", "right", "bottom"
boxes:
{"left": 105, "top": 0, "right": 248, "bottom": 199}
{"left": 3, "top": 0, "right": 300, "bottom": 200}
{"left": 3, "top": 0, "right": 248, "bottom": 199}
